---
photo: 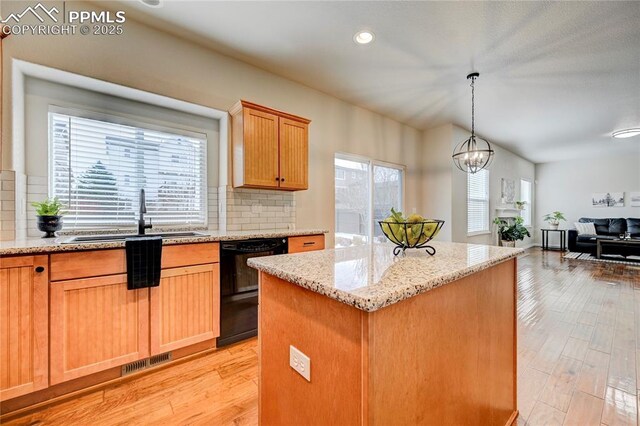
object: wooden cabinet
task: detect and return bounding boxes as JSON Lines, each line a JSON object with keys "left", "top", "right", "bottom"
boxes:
{"left": 0, "top": 255, "right": 49, "bottom": 401}
{"left": 150, "top": 264, "right": 220, "bottom": 355}
{"left": 237, "top": 107, "right": 280, "bottom": 188}
{"left": 231, "top": 100, "right": 310, "bottom": 191}
{"left": 48, "top": 243, "right": 221, "bottom": 384}
{"left": 279, "top": 118, "right": 309, "bottom": 190}
{"left": 288, "top": 234, "right": 325, "bottom": 253}
{"left": 49, "top": 274, "right": 150, "bottom": 385}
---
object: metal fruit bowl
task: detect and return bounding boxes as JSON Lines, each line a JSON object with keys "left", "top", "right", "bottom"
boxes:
{"left": 378, "top": 220, "right": 445, "bottom": 256}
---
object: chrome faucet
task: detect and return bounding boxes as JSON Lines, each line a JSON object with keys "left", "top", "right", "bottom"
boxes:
{"left": 138, "top": 188, "right": 152, "bottom": 235}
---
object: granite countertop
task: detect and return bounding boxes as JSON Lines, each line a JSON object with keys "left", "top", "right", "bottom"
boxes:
{"left": 0, "top": 229, "right": 328, "bottom": 255}
{"left": 248, "top": 241, "right": 523, "bottom": 312}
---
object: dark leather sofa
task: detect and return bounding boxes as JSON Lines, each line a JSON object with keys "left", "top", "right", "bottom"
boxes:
{"left": 568, "top": 218, "right": 640, "bottom": 255}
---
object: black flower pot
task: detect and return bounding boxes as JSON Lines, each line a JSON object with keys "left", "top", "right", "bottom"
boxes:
{"left": 37, "top": 215, "right": 63, "bottom": 238}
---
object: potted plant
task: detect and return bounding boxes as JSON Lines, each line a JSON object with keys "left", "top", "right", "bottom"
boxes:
{"left": 493, "top": 216, "right": 531, "bottom": 247}
{"left": 31, "top": 197, "right": 65, "bottom": 238}
{"left": 515, "top": 201, "right": 526, "bottom": 210}
{"left": 543, "top": 211, "right": 566, "bottom": 230}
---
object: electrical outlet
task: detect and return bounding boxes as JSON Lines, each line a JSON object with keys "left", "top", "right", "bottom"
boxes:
{"left": 289, "top": 345, "right": 311, "bottom": 382}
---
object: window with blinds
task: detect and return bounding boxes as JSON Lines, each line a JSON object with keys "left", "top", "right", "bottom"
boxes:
{"left": 467, "top": 169, "right": 490, "bottom": 235}
{"left": 50, "top": 111, "right": 207, "bottom": 229}
{"left": 520, "top": 179, "right": 532, "bottom": 226}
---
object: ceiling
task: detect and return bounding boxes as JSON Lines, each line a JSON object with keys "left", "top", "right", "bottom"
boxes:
{"left": 108, "top": 1, "right": 640, "bottom": 163}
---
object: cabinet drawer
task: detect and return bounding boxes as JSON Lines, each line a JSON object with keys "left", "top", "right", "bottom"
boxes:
{"left": 50, "top": 243, "right": 220, "bottom": 281}
{"left": 288, "top": 235, "right": 325, "bottom": 253}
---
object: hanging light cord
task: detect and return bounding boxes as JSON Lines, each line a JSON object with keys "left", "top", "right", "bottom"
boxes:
{"left": 470, "top": 76, "right": 475, "bottom": 137}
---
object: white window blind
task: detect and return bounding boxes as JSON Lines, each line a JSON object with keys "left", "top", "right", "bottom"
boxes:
{"left": 50, "top": 111, "right": 207, "bottom": 229}
{"left": 467, "top": 169, "right": 490, "bottom": 234}
{"left": 520, "top": 179, "right": 532, "bottom": 226}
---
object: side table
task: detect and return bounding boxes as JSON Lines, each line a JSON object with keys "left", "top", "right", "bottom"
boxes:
{"left": 541, "top": 229, "right": 566, "bottom": 251}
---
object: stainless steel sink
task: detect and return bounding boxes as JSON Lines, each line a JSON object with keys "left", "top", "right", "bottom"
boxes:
{"left": 61, "top": 231, "right": 208, "bottom": 244}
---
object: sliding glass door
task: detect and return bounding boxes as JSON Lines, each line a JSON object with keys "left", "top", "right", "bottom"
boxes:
{"left": 335, "top": 154, "right": 404, "bottom": 247}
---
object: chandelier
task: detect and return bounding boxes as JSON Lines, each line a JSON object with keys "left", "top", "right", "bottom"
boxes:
{"left": 452, "top": 72, "right": 494, "bottom": 174}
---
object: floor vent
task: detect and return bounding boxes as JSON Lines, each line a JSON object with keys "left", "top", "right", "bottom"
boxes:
{"left": 121, "top": 352, "right": 173, "bottom": 377}
{"left": 122, "top": 359, "right": 149, "bottom": 376}
{"left": 150, "top": 352, "right": 172, "bottom": 366}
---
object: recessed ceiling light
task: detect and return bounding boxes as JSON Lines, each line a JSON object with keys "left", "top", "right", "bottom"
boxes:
{"left": 612, "top": 128, "right": 640, "bottom": 139}
{"left": 140, "top": 0, "right": 162, "bottom": 7}
{"left": 354, "top": 30, "right": 375, "bottom": 45}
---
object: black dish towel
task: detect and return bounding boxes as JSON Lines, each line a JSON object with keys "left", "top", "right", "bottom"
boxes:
{"left": 125, "top": 236, "right": 163, "bottom": 290}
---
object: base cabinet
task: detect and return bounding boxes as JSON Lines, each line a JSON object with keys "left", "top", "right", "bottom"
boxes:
{"left": 49, "top": 274, "right": 150, "bottom": 385}
{"left": 0, "top": 255, "right": 49, "bottom": 401}
{"left": 150, "top": 264, "right": 220, "bottom": 355}
{"left": 48, "top": 243, "right": 220, "bottom": 385}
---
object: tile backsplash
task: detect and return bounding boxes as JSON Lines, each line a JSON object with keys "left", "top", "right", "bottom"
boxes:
{"left": 0, "top": 170, "right": 16, "bottom": 240}
{"left": 223, "top": 187, "right": 296, "bottom": 232}
{"left": 207, "top": 186, "right": 219, "bottom": 231}
{"left": 27, "top": 175, "right": 48, "bottom": 238}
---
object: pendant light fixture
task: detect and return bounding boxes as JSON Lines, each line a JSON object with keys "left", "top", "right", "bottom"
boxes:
{"left": 452, "top": 72, "right": 494, "bottom": 174}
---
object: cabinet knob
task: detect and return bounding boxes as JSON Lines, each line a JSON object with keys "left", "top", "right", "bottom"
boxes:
{"left": 35, "top": 266, "right": 45, "bottom": 273}
{"left": 275, "top": 177, "right": 280, "bottom": 181}
{"left": 281, "top": 178, "right": 285, "bottom": 182}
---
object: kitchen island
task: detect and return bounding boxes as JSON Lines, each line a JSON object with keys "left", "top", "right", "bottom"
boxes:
{"left": 249, "top": 241, "right": 523, "bottom": 426}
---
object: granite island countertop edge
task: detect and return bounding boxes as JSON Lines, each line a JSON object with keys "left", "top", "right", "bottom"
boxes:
{"left": 248, "top": 245, "right": 524, "bottom": 312}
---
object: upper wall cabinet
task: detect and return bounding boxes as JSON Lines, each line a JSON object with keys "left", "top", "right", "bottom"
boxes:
{"left": 231, "top": 100, "right": 310, "bottom": 191}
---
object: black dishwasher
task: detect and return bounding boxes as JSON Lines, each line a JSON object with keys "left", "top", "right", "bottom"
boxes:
{"left": 219, "top": 238, "right": 288, "bottom": 347}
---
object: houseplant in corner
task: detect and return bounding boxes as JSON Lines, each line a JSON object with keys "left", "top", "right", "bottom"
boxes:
{"left": 493, "top": 216, "right": 530, "bottom": 247}
{"left": 31, "top": 197, "right": 65, "bottom": 238}
{"left": 543, "top": 211, "right": 566, "bottom": 230}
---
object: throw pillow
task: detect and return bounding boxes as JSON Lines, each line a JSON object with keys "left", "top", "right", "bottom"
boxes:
{"left": 575, "top": 222, "right": 596, "bottom": 235}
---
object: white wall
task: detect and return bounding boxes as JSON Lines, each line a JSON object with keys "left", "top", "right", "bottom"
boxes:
{"left": 1, "top": 1, "right": 423, "bottom": 245}
{"left": 421, "top": 124, "right": 454, "bottom": 241}
{"left": 421, "top": 123, "right": 536, "bottom": 247}
{"left": 535, "top": 152, "right": 640, "bottom": 245}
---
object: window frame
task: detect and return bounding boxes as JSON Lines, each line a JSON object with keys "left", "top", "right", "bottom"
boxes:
{"left": 334, "top": 152, "right": 406, "bottom": 246}
{"left": 48, "top": 105, "right": 209, "bottom": 230}
{"left": 520, "top": 178, "right": 533, "bottom": 227}
{"left": 467, "top": 169, "right": 491, "bottom": 237}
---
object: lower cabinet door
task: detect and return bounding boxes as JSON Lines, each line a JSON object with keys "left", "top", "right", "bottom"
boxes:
{"left": 150, "top": 264, "right": 220, "bottom": 355}
{"left": 0, "top": 255, "right": 49, "bottom": 401}
{"left": 50, "top": 274, "right": 150, "bottom": 385}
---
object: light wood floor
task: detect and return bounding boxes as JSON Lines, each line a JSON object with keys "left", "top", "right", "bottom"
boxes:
{"left": 517, "top": 248, "right": 640, "bottom": 425}
{"left": 3, "top": 248, "right": 640, "bottom": 426}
